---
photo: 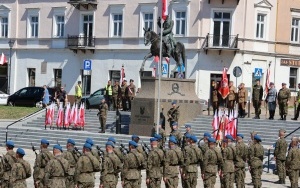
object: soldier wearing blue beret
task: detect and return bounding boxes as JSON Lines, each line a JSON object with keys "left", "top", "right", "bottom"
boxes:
{"left": 235, "top": 133, "right": 248, "bottom": 188}
{"left": 63, "top": 138, "right": 79, "bottom": 188}
{"left": 10, "top": 148, "right": 31, "bottom": 187}
{"left": 167, "top": 101, "right": 180, "bottom": 130}
{"left": 2, "top": 140, "right": 16, "bottom": 187}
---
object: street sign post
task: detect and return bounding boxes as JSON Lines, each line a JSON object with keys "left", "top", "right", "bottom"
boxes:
{"left": 83, "top": 60, "right": 92, "bottom": 109}
{"left": 254, "top": 68, "right": 263, "bottom": 79}
{"left": 233, "top": 66, "right": 243, "bottom": 119}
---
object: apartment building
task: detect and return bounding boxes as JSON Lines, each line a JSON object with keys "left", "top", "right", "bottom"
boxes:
{"left": 0, "top": 0, "right": 296, "bottom": 102}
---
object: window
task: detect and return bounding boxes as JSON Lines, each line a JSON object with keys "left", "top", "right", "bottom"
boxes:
{"left": 256, "top": 14, "right": 266, "bottom": 39}
{"left": 113, "top": 14, "right": 122, "bottom": 37}
{"left": 1, "top": 17, "right": 8, "bottom": 38}
{"left": 143, "top": 13, "right": 153, "bottom": 30}
{"left": 110, "top": 70, "right": 121, "bottom": 83}
{"left": 55, "top": 15, "right": 64, "bottom": 37}
{"left": 175, "top": 11, "right": 186, "bottom": 35}
{"left": 28, "top": 68, "right": 36, "bottom": 87}
{"left": 30, "top": 16, "right": 39, "bottom": 37}
{"left": 291, "top": 18, "right": 299, "bottom": 43}
{"left": 81, "top": 70, "right": 91, "bottom": 95}
{"left": 54, "top": 69, "right": 62, "bottom": 88}
{"left": 212, "top": 11, "right": 231, "bottom": 47}
{"left": 289, "top": 68, "right": 298, "bottom": 90}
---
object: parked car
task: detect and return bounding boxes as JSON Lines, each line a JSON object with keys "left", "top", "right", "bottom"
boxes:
{"left": 7, "top": 87, "right": 55, "bottom": 107}
{"left": 81, "top": 88, "right": 105, "bottom": 109}
{"left": 0, "top": 91, "right": 9, "bottom": 105}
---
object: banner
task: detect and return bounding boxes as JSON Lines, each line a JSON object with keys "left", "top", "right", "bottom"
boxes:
{"left": 218, "top": 67, "right": 229, "bottom": 99}
{"left": 0, "top": 53, "right": 7, "bottom": 65}
{"left": 162, "top": 0, "right": 168, "bottom": 20}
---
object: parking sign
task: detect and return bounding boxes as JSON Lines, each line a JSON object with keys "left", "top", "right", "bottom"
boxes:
{"left": 83, "top": 60, "right": 92, "bottom": 70}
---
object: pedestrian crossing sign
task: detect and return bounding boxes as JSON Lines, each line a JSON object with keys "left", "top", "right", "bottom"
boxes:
{"left": 254, "top": 68, "right": 263, "bottom": 78}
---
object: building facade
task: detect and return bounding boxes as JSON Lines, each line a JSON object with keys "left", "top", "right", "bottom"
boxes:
{"left": 0, "top": 0, "right": 298, "bottom": 102}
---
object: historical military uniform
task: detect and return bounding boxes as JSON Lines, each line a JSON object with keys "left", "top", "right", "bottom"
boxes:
{"left": 286, "top": 142, "right": 300, "bottom": 188}
{"left": 112, "top": 83, "right": 121, "bottom": 111}
{"left": 238, "top": 85, "right": 248, "bottom": 118}
{"left": 1, "top": 149, "right": 16, "bottom": 188}
{"left": 292, "top": 85, "right": 300, "bottom": 120}
{"left": 33, "top": 148, "right": 54, "bottom": 187}
{"left": 101, "top": 150, "right": 122, "bottom": 188}
{"left": 98, "top": 101, "right": 108, "bottom": 133}
{"left": 211, "top": 87, "right": 219, "bottom": 115}
{"left": 234, "top": 134, "right": 248, "bottom": 188}
{"left": 266, "top": 85, "right": 277, "bottom": 120}
{"left": 170, "top": 129, "right": 183, "bottom": 147}
{"left": 167, "top": 106, "right": 180, "bottom": 129}
{"left": 277, "top": 85, "right": 291, "bottom": 120}
{"left": 248, "top": 135, "right": 264, "bottom": 188}
{"left": 252, "top": 83, "right": 263, "bottom": 119}
{"left": 274, "top": 136, "right": 288, "bottom": 183}
{"left": 227, "top": 85, "right": 236, "bottom": 114}
{"left": 221, "top": 142, "right": 236, "bottom": 188}
{"left": 146, "top": 145, "right": 164, "bottom": 188}
{"left": 121, "top": 81, "right": 128, "bottom": 111}
{"left": 62, "top": 146, "right": 80, "bottom": 187}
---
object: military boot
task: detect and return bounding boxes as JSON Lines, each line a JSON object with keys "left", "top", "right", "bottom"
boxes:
{"left": 291, "top": 118, "right": 297, "bottom": 120}
{"left": 283, "top": 115, "right": 286, "bottom": 120}
{"left": 279, "top": 115, "right": 283, "bottom": 120}
{"left": 274, "top": 179, "right": 283, "bottom": 184}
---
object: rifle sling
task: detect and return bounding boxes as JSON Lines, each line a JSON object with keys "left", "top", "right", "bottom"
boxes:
{"left": 19, "top": 161, "right": 28, "bottom": 179}
{"left": 85, "top": 155, "right": 95, "bottom": 171}
{"left": 56, "top": 158, "right": 67, "bottom": 176}
{"left": 131, "top": 152, "right": 141, "bottom": 168}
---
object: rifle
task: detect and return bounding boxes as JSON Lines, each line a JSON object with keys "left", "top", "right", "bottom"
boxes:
{"left": 96, "top": 146, "right": 105, "bottom": 158}
{"left": 120, "top": 142, "right": 129, "bottom": 155}
{"left": 74, "top": 147, "right": 82, "bottom": 157}
{"left": 141, "top": 141, "right": 150, "bottom": 156}
{"left": 31, "top": 143, "right": 38, "bottom": 156}
{"left": 167, "top": 106, "right": 180, "bottom": 122}
{"left": 197, "top": 129, "right": 219, "bottom": 146}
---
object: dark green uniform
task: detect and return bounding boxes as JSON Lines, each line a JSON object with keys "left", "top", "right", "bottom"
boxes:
{"left": 159, "top": 128, "right": 166, "bottom": 149}
{"left": 100, "top": 151, "right": 122, "bottom": 188}
{"left": 170, "top": 130, "right": 182, "bottom": 147}
{"left": 146, "top": 147, "right": 164, "bottom": 188}
{"left": 286, "top": 146, "right": 300, "bottom": 188}
{"left": 234, "top": 141, "right": 248, "bottom": 188}
{"left": 292, "top": 90, "right": 300, "bottom": 120}
{"left": 278, "top": 87, "right": 291, "bottom": 118}
{"left": 62, "top": 148, "right": 80, "bottom": 188}
{"left": 33, "top": 148, "right": 54, "bottom": 187}
{"left": 248, "top": 142, "right": 264, "bottom": 188}
{"left": 252, "top": 84, "right": 263, "bottom": 118}
{"left": 167, "top": 107, "right": 180, "bottom": 129}
{"left": 274, "top": 137, "right": 288, "bottom": 182}
{"left": 1, "top": 150, "right": 16, "bottom": 188}
{"left": 221, "top": 144, "right": 235, "bottom": 188}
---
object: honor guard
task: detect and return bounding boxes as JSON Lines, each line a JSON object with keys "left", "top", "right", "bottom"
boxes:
{"left": 227, "top": 81, "right": 237, "bottom": 114}
{"left": 221, "top": 135, "right": 236, "bottom": 188}
{"left": 0, "top": 140, "right": 16, "bottom": 188}
{"left": 167, "top": 101, "right": 180, "bottom": 130}
{"left": 274, "top": 129, "right": 288, "bottom": 184}
{"left": 252, "top": 79, "right": 263, "bottom": 119}
{"left": 286, "top": 137, "right": 300, "bottom": 188}
{"left": 238, "top": 83, "right": 248, "bottom": 118}
{"left": 277, "top": 83, "right": 291, "bottom": 120}
{"left": 169, "top": 122, "right": 183, "bottom": 147}
{"left": 292, "top": 83, "right": 300, "bottom": 120}
{"left": 234, "top": 134, "right": 248, "bottom": 188}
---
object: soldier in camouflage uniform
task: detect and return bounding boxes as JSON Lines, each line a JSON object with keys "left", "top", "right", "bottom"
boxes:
{"left": 0, "top": 140, "right": 16, "bottom": 188}
{"left": 154, "top": 133, "right": 164, "bottom": 150}
{"left": 248, "top": 135, "right": 264, "bottom": 188}
{"left": 146, "top": 137, "right": 164, "bottom": 188}
{"left": 121, "top": 79, "right": 128, "bottom": 111}
{"left": 182, "top": 124, "right": 194, "bottom": 147}
{"left": 112, "top": 80, "right": 121, "bottom": 111}
{"left": 286, "top": 137, "right": 300, "bottom": 188}
{"left": 198, "top": 132, "right": 211, "bottom": 157}
{"left": 44, "top": 145, "right": 70, "bottom": 188}
{"left": 98, "top": 99, "right": 108, "bottom": 133}
{"left": 100, "top": 141, "right": 122, "bottom": 188}
{"left": 274, "top": 129, "right": 288, "bottom": 184}
{"left": 211, "top": 82, "right": 219, "bottom": 115}
{"left": 277, "top": 83, "right": 291, "bottom": 120}
{"left": 62, "top": 138, "right": 79, "bottom": 188}
{"left": 75, "top": 143, "right": 101, "bottom": 188}
{"left": 33, "top": 139, "right": 54, "bottom": 188}
{"left": 9, "top": 148, "right": 31, "bottom": 188}
{"left": 292, "top": 83, "right": 300, "bottom": 120}
{"left": 234, "top": 133, "right": 248, "bottom": 188}
{"left": 252, "top": 79, "right": 263, "bottom": 119}
{"left": 169, "top": 122, "right": 182, "bottom": 147}
{"left": 163, "top": 136, "right": 183, "bottom": 188}
{"left": 227, "top": 81, "right": 236, "bottom": 115}
{"left": 167, "top": 101, "right": 180, "bottom": 130}
{"left": 121, "top": 141, "right": 146, "bottom": 188}
{"left": 85, "top": 138, "right": 101, "bottom": 161}
{"left": 182, "top": 135, "right": 203, "bottom": 188}
{"left": 221, "top": 135, "right": 236, "bottom": 188}
{"left": 202, "top": 137, "right": 223, "bottom": 188}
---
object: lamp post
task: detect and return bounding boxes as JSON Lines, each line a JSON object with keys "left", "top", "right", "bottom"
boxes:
{"left": 7, "top": 39, "right": 15, "bottom": 95}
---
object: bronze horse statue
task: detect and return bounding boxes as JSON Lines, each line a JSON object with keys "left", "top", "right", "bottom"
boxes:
{"left": 141, "top": 28, "right": 186, "bottom": 77}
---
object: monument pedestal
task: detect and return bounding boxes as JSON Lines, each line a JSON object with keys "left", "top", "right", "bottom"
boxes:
{"left": 130, "top": 77, "right": 202, "bottom": 136}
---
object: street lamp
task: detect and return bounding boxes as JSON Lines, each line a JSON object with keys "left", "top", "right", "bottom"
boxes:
{"left": 7, "top": 39, "right": 15, "bottom": 95}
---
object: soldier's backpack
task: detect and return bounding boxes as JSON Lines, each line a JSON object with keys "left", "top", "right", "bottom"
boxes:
{"left": 86, "top": 155, "right": 101, "bottom": 172}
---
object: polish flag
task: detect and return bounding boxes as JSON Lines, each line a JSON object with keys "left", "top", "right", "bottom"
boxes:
{"left": 76, "top": 103, "right": 85, "bottom": 127}
{"left": 64, "top": 103, "right": 71, "bottom": 127}
{"left": 45, "top": 103, "right": 54, "bottom": 125}
{"left": 162, "top": 0, "right": 168, "bottom": 20}
{"left": 69, "top": 103, "right": 75, "bottom": 125}
{"left": 152, "top": 66, "right": 156, "bottom": 77}
{"left": 56, "top": 105, "right": 64, "bottom": 127}
{"left": 212, "top": 112, "right": 218, "bottom": 138}
{"left": 218, "top": 67, "right": 230, "bottom": 99}
{"left": 73, "top": 104, "right": 78, "bottom": 127}
{"left": 0, "top": 53, "right": 7, "bottom": 65}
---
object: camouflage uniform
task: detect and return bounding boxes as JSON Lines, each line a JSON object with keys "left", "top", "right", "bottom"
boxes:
{"left": 91, "top": 148, "right": 101, "bottom": 162}
{"left": 33, "top": 148, "right": 54, "bottom": 188}
{"left": 248, "top": 142, "right": 264, "bottom": 188}
{"left": 9, "top": 158, "right": 31, "bottom": 188}
{"left": 274, "top": 137, "right": 288, "bottom": 182}
{"left": 238, "top": 86, "right": 248, "bottom": 118}
{"left": 202, "top": 147, "right": 223, "bottom": 188}
{"left": 182, "top": 144, "right": 203, "bottom": 188}
{"left": 100, "top": 152, "right": 122, "bottom": 188}
{"left": 221, "top": 144, "right": 236, "bottom": 188}
{"left": 252, "top": 84, "right": 263, "bottom": 118}
{"left": 292, "top": 89, "right": 300, "bottom": 120}
{"left": 62, "top": 148, "right": 80, "bottom": 188}
{"left": 146, "top": 147, "right": 164, "bottom": 188}
{"left": 278, "top": 87, "right": 291, "bottom": 118}
{"left": 44, "top": 155, "right": 70, "bottom": 188}
{"left": 126, "top": 83, "right": 136, "bottom": 111}
{"left": 112, "top": 84, "right": 121, "bottom": 110}
{"left": 98, "top": 102, "right": 108, "bottom": 132}
{"left": 286, "top": 146, "right": 300, "bottom": 188}
{"left": 170, "top": 130, "right": 183, "bottom": 147}
{"left": 167, "top": 107, "right": 180, "bottom": 129}
{"left": 1, "top": 150, "right": 16, "bottom": 188}
{"left": 199, "top": 142, "right": 209, "bottom": 172}
{"left": 121, "top": 82, "right": 128, "bottom": 111}
{"left": 234, "top": 141, "right": 248, "bottom": 188}
{"left": 75, "top": 152, "right": 101, "bottom": 188}
{"left": 159, "top": 128, "right": 166, "bottom": 149}
{"left": 121, "top": 149, "right": 146, "bottom": 188}
{"left": 211, "top": 88, "right": 219, "bottom": 115}
{"left": 163, "top": 146, "right": 184, "bottom": 188}
{"left": 182, "top": 131, "right": 194, "bottom": 147}
{"left": 227, "top": 85, "right": 236, "bottom": 113}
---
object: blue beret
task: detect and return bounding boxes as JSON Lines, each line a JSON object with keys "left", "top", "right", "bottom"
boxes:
{"left": 237, "top": 133, "right": 244, "bottom": 139}
{"left": 254, "top": 135, "right": 262, "bottom": 142}
{"left": 108, "top": 137, "right": 116, "bottom": 144}
{"left": 53, "top": 144, "right": 63, "bottom": 152}
{"left": 106, "top": 141, "right": 115, "bottom": 147}
{"left": 84, "top": 143, "right": 92, "bottom": 150}
{"left": 172, "top": 122, "right": 178, "bottom": 126}
{"left": 67, "top": 139, "right": 75, "bottom": 145}
{"left": 169, "top": 136, "right": 177, "bottom": 144}
{"left": 204, "top": 132, "right": 211, "bottom": 138}
{"left": 154, "top": 133, "right": 162, "bottom": 140}
{"left": 185, "top": 133, "right": 191, "bottom": 139}
{"left": 225, "top": 135, "right": 234, "bottom": 141}
{"left": 129, "top": 140, "right": 138, "bottom": 147}
{"left": 171, "top": 101, "right": 177, "bottom": 105}
{"left": 16, "top": 148, "right": 25, "bottom": 155}
{"left": 41, "top": 139, "right": 49, "bottom": 145}
{"left": 190, "top": 135, "right": 198, "bottom": 143}
{"left": 131, "top": 135, "right": 140, "bottom": 140}
{"left": 86, "top": 138, "right": 94, "bottom": 146}
{"left": 150, "top": 137, "right": 158, "bottom": 142}
{"left": 208, "top": 137, "right": 216, "bottom": 143}
{"left": 6, "top": 140, "right": 14, "bottom": 147}
{"left": 185, "top": 124, "right": 191, "bottom": 128}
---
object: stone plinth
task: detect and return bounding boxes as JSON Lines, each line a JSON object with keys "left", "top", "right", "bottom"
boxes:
{"left": 130, "top": 77, "right": 202, "bottom": 136}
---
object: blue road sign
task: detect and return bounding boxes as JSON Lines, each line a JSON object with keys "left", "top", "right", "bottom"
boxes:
{"left": 83, "top": 60, "right": 92, "bottom": 70}
{"left": 162, "top": 63, "right": 168, "bottom": 75}
{"left": 177, "top": 64, "right": 185, "bottom": 72}
{"left": 254, "top": 68, "right": 262, "bottom": 78}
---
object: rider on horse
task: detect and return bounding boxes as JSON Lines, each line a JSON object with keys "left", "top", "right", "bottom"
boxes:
{"left": 157, "top": 15, "right": 176, "bottom": 57}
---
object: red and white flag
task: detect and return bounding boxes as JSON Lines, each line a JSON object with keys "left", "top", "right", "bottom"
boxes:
{"left": 69, "top": 103, "right": 75, "bottom": 125}
{"left": 120, "top": 66, "right": 125, "bottom": 83}
{"left": 165, "top": 57, "right": 170, "bottom": 64}
{"left": 76, "top": 103, "right": 85, "bottom": 127}
{"left": 162, "top": 0, "right": 168, "bottom": 20}
{"left": 212, "top": 112, "right": 218, "bottom": 138}
{"left": 45, "top": 103, "right": 55, "bottom": 125}
{"left": 64, "top": 103, "right": 71, "bottom": 127}
{"left": 56, "top": 105, "right": 64, "bottom": 127}
{"left": 0, "top": 53, "right": 7, "bottom": 65}
{"left": 265, "top": 66, "right": 270, "bottom": 96}
{"left": 218, "top": 67, "right": 229, "bottom": 99}
{"left": 73, "top": 104, "right": 78, "bottom": 127}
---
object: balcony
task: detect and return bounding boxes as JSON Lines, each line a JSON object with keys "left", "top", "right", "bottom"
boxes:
{"left": 202, "top": 33, "right": 239, "bottom": 55}
{"left": 208, "top": 0, "right": 239, "bottom": 4}
{"left": 68, "top": 0, "right": 98, "bottom": 11}
{"left": 67, "top": 35, "right": 95, "bottom": 53}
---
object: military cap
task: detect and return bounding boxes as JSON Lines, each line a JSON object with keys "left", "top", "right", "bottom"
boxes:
{"left": 171, "top": 101, "right": 177, "bottom": 105}
{"left": 67, "top": 138, "right": 75, "bottom": 145}
{"left": 185, "top": 133, "right": 191, "bottom": 139}
{"left": 250, "top": 131, "right": 257, "bottom": 135}
{"left": 129, "top": 140, "right": 138, "bottom": 147}
{"left": 6, "top": 140, "right": 14, "bottom": 147}
{"left": 225, "top": 134, "right": 234, "bottom": 141}
{"left": 16, "top": 148, "right": 25, "bottom": 156}
{"left": 108, "top": 136, "right": 116, "bottom": 144}
{"left": 150, "top": 137, "right": 158, "bottom": 142}
{"left": 254, "top": 135, "right": 262, "bottom": 142}
{"left": 208, "top": 137, "right": 216, "bottom": 143}
{"left": 131, "top": 134, "right": 140, "bottom": 139}
{"left": 86, "top": 138, "right": 94, "bottom": 146}
{"left": 154, "top": 133, "right": 162, "bottom": 140}
{"left": 169, "top": 136, "right": 177, "bottom": 144}
{"left": 190, "top": 135, "right": 198, "bottom": 143}
{"left": 204, "top": 132, "right": 212, "bottom": 138}
{"left": 185, "top": 124, "right": 191, "bottom": 128}
{"left": 84, "top": 143, "right": 92, "bottom": 150}
{"left": 106, "top": 141, "right": 115, "bottom": 147}
{"left": 237, "top": 133, "right": 244, "bottom": 139}
{"left": 53, "top": 144, "right": 63, "bottom": 152}
{"left": 172, "top": 122, "right": 178, "bottom": 126}
{"left": 279, "top": 129, "right": 286, "bottom": 133}
{"left": 41, "top": 139, "right": 49, "bottom": 145}
{"left": 282, "top": 83, "right": 286, "bottom": 85}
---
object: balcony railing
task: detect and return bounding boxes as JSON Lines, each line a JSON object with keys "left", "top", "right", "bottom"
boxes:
{"left": 202, "top": 33, "right": 239, "bottom": 54}
{"left": 68, "top": 0, "right": 98, "bottom": 10}
{"left": 67, "top": 35, "right": 95, "bottom": 53}
{"left": 208, "top": 0, "right": 239, "bottom": 4}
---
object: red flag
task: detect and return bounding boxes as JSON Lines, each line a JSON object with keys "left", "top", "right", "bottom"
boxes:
{"left": 154, "top": 56, "right": 159, "bottom": 63}
{"left": 218, "top": 68, "right": 229, "bottom": 99}
{"left": 69, "top": 103, "right": 75, "bottom": 125}
{"left": 265, "top": 66, "right": 270, "bottom": 96}
{"left": 162, "top": 0, "right": 168, "bottom": 20}
{"left": 0, "top": 53, "right": 7, "bottom": 65}
{"left": 73, "top": 104, "right": 78, "bottom": 127}
{"left": 45, "top": 105, "right": 52, "bottom": 125}
{"left": 56, "top": 106, "right": 64, "bottom": 127}
{"left": 64, "top": 103, "right": 71, "bottom": 127}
